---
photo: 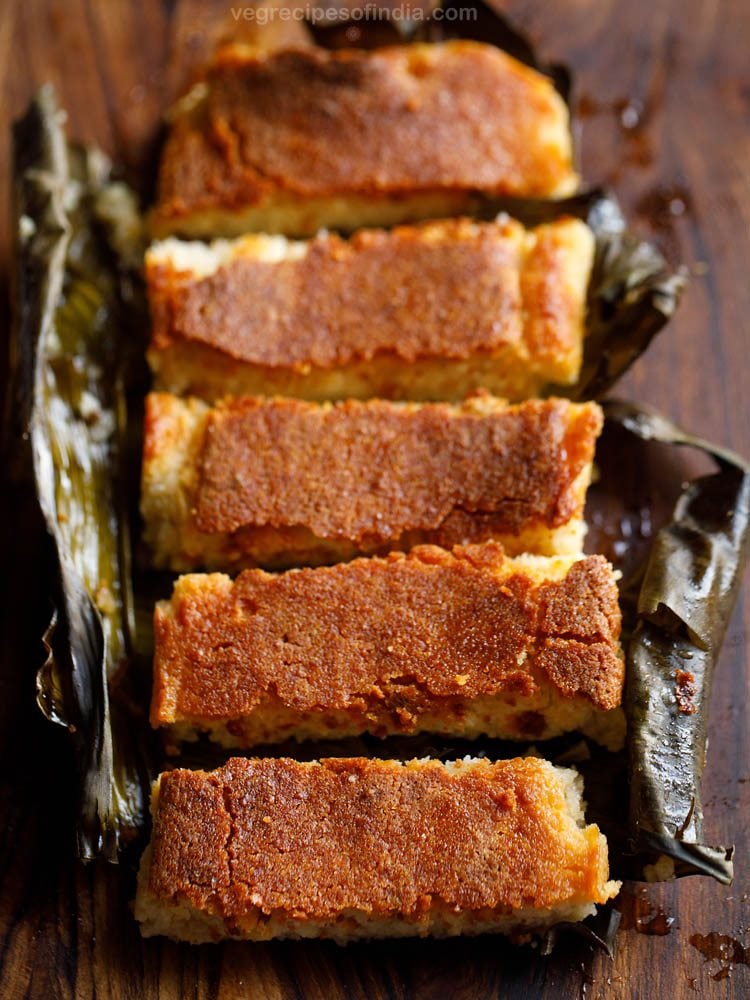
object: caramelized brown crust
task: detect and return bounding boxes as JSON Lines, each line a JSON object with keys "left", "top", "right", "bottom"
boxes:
{"left": 152, "top": 41, "right": 576, "bottom": 234}
{"left": 151, "top": 219, "right": 581, "bottom": 368}
{"left": 140, "top": 393, "right": 601, "bottom": 570}
{"left": 147, "top": 218, "right": 588, "bottom": 377}
{"left": 196, "top": 396, "right": 600, "bottom": 539}
{"left": 142, "top": 757, "right": 617, "bottom": 937}
{"left": 148, "top": 220, "right": 520, "bottom": 365}
{"left": 152, "top": 544, "right": 623, "bottom": 745}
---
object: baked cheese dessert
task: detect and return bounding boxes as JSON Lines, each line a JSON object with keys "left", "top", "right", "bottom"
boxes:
{"left": 146, "top": 216, "right": 594, "bottom": 403}
{"left": 152, "top": 542, "right": 625, "bottom": 750}
{"left": 135, "top": 756, "right": 620, "bottom": 943}
{"left": 141, "top": 394, "right": 602, "bottom": 571}
{"left": 151, "top": 41, "right": 578, "bottom": 239}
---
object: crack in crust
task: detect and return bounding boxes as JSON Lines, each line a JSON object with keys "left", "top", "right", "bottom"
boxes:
{"left": 141, "top": 394, "right": 602, "bottom": 571}
{"left": 151, "top": 542, "right": 624, "bottom": 749}
{"left": 136, "top": 757, "right": 620, "bottom": 943}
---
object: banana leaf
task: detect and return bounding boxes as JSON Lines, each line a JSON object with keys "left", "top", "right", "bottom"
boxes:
{"left": 603, "top": 401, "right": 750, "bottom": 884}
{"left": 11, "top": 86, "right": 150, "bottom": 861}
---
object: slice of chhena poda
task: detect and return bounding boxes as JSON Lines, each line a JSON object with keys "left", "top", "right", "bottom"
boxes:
{"left": 145, "top": 216, "right": 594, "bottom": 403}
{"left": 135, "top": 757, "right": 620, "bottom": 943}
{"left": 140, "top": 394, "right": 603, "bottom": 572}
{"left": 151, "top": 41, "right": 578, "bottom": 239}
{"left": 151, "top": 542, "right": 625, "bottom": 751}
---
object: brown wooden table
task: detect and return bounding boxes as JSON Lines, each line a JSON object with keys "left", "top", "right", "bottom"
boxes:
{"left": 1, "top": 1, "right": 749, "bottom": 996}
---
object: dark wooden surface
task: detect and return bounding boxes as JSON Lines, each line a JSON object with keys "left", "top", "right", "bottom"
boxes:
{"left": 2, "top": 1, "right": 750, "bottom": 997}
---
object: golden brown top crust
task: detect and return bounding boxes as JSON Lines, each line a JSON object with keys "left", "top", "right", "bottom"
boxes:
{"left": 154, "top": 41, "right": 575, "bottom": 223}
{"left": 147, "top": 757, "right": 613, "bottom": 920}
{"left": 148, "top": 220, "right": 529, "bottom": 366}
{"left": 194, "top": 396, "right": 602, "bottom": 542}
{"left": 520, "top": 221, "right": 587, "bottom": 375}
{"left": 152, "top": 543, "right": 623, "bottom": 726}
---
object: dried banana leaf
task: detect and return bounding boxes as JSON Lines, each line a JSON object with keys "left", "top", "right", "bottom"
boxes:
{"left": 11, "top": 86, "right": 149, "bottom": 861}
{"left": 601, "top": 401, "right": 750, "bottom": 884}
{"left": 574, "top": 195, "right": 687, "bottom": 401}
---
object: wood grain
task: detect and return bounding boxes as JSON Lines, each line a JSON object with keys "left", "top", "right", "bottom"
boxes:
{"left": 1, "top": 1, "right": 749, "bottom": 997}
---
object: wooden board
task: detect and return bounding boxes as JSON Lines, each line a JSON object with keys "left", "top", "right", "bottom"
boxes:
{"left": 1, "top": 1, "right": 749, "bottom": 996}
